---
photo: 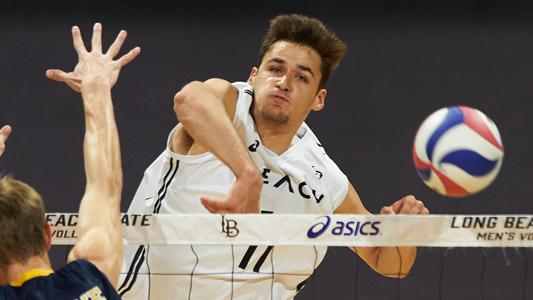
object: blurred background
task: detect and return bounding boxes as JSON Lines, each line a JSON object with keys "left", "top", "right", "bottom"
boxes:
{"left": 1, "top": 0, "right": 532, "bottom": 299}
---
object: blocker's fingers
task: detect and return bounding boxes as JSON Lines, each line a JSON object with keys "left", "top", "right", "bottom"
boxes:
{"left": 65, "top": 80, "right": 81, "bottom": 92}
{"left": 71, "top": 26, "right": 87, "bottom": 57}
{"left": 0, "top": 125, "right": 12, "bottom": 142}
{"left": 91, "top": 22, "right": 103, "bottom": 53}
{"left": 0, "top": 125, "right": 12, "bottom": 156}
{"left": 45, "top": 69, "right": 70, "bottom": 82}
{"left": 117, "top": 47, "right": 141, "bottom": 66}
{"left": 106, "top": 30, "right": 127, "bottom": 58}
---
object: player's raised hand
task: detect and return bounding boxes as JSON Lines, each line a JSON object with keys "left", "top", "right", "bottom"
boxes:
{"left": 46, "top": 23, "right": 141, "bottom": 92}
{"left": 201, "top": 168, "right": 262, "bottom": 213}
{"left": 381, "top": 195, "right": 429, "bottom": 215}
{"left": 0, "top": 125, "right": 12, "bottom": 157}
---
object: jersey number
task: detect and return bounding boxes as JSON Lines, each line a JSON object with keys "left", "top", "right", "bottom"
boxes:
{"left": 238, "top": 210, "right": 274, "bottom": 272}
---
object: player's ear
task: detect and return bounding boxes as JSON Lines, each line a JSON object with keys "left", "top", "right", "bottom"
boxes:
{"left": 312, "top": 88, "right": 327, "bottom": 111}
{"left": 44, "top": 224, "right": 53, "bottom": 251}
{"left": 247, "top": 67, "right": 258, "bottom": 85}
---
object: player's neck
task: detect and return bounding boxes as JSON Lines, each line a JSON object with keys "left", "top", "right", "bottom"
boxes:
{"left": 256, "top": 121, "right": 299, "bottom": 155}
{"left": 5, "top": 254, "right": 52, "bottom": 284}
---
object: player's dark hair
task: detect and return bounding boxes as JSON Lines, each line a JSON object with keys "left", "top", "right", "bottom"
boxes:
{"left": 259, "top": 14, "right": 347, "bottom": 89}
{"left": 0, "top": 175, "right": 47, "bottom": 269}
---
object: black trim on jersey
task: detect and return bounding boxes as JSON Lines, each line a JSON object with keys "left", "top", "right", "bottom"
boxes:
{"left": 157, "top": 157, "right": 176, "bottom": 195}
{"left": 188, "top": 245, "right": 199, "bottom": 300}
{"left": 119, "top": 158, "right": 180, "bottom": 297}
{"left": 118, "top": 245, "right": 144, "bottom": 293}
{"left": 146, "top": 246, "right": 152, "bottom": 298}
{"left": 154, "top": 158, "right": 180, "bottom": 214}
{"left": 296, "top": 278, "right": 308, "bottom": 292}
{"left": 119, "top": 246, "right": 146, "bottom": 296}
{"left": 244, "top": 89, "right": 254, "bottom": 99}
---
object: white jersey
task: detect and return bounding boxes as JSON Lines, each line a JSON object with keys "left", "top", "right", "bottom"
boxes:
{"left": 119, "top": 82, "right": 349, "bottom": 299}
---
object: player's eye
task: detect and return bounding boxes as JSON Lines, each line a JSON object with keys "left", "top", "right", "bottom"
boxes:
{"left": 295, "top": 74, "right": 308, "bottom": 82}
{"left": 269, "top": 66, "right": 282, "bottom": 73}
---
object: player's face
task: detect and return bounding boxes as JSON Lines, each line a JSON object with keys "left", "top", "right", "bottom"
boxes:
{"left": 248, "top": 41, "right": 326, "bottom": 126}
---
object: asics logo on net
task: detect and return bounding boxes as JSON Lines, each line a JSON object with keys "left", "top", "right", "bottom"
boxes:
{"left": 307, "top": 216, "right": 381, "bottom": 238}
{"left": 307, "top": 216, "right": 332, "bottom": 238}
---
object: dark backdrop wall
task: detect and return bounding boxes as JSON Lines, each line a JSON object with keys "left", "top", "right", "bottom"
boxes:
{"left": 1, "top": 1, "right": 532, "bottom": 299}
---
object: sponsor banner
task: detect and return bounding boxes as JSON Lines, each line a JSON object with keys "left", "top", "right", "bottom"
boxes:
{"left": 46, "top": 214, "right": 533, "bottom": 247}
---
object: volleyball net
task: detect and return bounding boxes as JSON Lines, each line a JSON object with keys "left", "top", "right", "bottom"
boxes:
{"left": 47, "top": 214, "right": 533, "bottom": 247}
{"left": 47, "top": 214, "right": 533, "bottom": 299}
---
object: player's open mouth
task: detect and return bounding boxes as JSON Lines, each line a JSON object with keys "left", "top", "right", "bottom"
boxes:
{"left": 269, "top": 92, "right": 290, "bottom": 103}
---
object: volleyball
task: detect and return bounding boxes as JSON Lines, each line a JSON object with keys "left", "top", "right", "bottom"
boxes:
{"left": 412, "top": 106, "right": 504, "bottom": 197}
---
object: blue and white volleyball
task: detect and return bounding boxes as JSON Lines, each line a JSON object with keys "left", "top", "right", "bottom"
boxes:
{"left": 412, "top": 106, "right": 504, "bottom": 197}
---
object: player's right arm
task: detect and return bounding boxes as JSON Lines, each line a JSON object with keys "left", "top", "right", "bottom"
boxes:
{"left": 47, "top": 23, "right": 140, "bottom": 287}
{"left": 173, "top": 79, "right": 262, "bottom": 213}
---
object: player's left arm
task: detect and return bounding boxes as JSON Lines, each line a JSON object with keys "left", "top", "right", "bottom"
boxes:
{"left": 334, "top": 183, "right": 429, "bottom": 278}
{"left": 0, "top": 125, "right": 12, "bottom": 156}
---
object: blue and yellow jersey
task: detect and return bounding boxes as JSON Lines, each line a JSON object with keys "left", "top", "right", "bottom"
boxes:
{"left": 0, "top": 260, "right": 120, "bottom": 300}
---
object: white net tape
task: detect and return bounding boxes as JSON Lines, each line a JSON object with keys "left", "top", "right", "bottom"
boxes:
{"left": 47, "top": 214, "right": 533, "bottom": 247}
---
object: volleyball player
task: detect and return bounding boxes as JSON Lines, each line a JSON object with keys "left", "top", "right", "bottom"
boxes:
{"left": 117, "top": 14, "right": 429, "bottom": 299}
{"left": 0, "top": 23, "right": 139, "bottom": 299}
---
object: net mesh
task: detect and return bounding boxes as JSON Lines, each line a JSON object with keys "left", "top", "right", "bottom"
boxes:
{"left": 297, "top": 247, "right": 532, "bottom": 300}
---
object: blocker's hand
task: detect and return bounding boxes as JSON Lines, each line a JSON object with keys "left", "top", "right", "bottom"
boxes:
{"left": 46, "top": 23, "right": 140, "bottom": 91}
{"left": 0, "top": 125, "right": 12, "bottom": 156}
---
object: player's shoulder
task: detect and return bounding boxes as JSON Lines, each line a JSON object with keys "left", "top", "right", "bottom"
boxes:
{"left": 204, "top": 77, "right": 230, "bottom": 87}
{"left": 56, "top": 260, "right": 120, "bottom": 299}
{"left": 299, "top": 125, "right": 335, "bottom": 159}
{"left": 226, "top": 81, "right": 254, "bottom": 123}
{"left": 0, "top": 260, "right": 119, "bottom": 300}
{"left": 56, "top": 259, "right": 104, "bottom": 282}
{"left": 201, "top": 79, "right": 252, "bottom": 95}
{"left": 203, "top": 78, "right": 239, "bottom": 95}
{"left": 229, "top": 81, "right": 253, "bottom": 92}
{"left": 0, "top": 285, "right": 18, "bottom": 300}
{"left": 298, "top": 125, "right": 349, "bottom": 209}
{"left": 297, "top": 124, "right": 346, "bottom": 177}
{"left": 54, "top": 259, "right": 116, "bottom": 291}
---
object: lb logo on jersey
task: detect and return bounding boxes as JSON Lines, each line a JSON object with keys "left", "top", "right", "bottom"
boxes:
{"left": 307, "top": 216, "right": 381, "bottom": 238}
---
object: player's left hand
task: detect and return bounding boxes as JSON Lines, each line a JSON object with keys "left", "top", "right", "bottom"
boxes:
{"left": 380, "top": 195, "right": 429, "bottom": 215}
{"left": 0, "top": 125, "right": 12, "bottom": 157}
